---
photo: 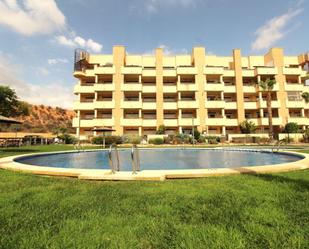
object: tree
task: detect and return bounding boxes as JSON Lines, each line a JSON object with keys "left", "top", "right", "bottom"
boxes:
{"left": 258, "top": 78, "right": 276, "bottom": 141}
{"left": 284, "top": 122, "right": 299, "bottom": 143}
{"left": 239, "top": 120, "right": 257, "bottom": 134}
{"left": 302, "top": 92, "right": 309, "bottom": 103}
{"left": 192, "top": 128, "right": 200, "bottom": 140}
{"left": 0, "top": 86, "right": 29, "bottom": 117}
{"left": 156, "top": 125, "right": 166, "bottom": 134}
{"left": 284, "top": 122, "right": 299, "bottom": 133}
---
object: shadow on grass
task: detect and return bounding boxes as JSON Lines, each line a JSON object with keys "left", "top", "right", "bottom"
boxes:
{"left": 233, "top": 167, "right": 309, "bottom": 191}
{"left": 252, "top": 173, "right": 309, "bottom": 191}
{"left": 0, "top": 149, "right": 40, "bottom": 153}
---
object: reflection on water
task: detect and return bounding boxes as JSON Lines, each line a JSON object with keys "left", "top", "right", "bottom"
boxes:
{"left": 17, "top": 149, "right": 301, "bottom": 171}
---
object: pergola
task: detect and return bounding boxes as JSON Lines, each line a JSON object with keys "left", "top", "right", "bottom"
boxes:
{"left": 0, "top": 115, "right": 22, "bottom": 125}
{"left": 92, "top": 127, "right": 115, "bottom": 148}
{"left": 0, "top": 115, "right": 23, "bottom": 147}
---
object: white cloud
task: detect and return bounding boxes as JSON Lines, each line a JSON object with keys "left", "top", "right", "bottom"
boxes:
{"left": 0, "top": 53, "right": 73, "bottom": 109}
{"left": 143, "top": 0, "right": 198, "bottom": 13}
{"left": 55, "top": 35, "right": 103, "bottom": 53}
{"left": 251, "top": 7, "right": 303, "bottom": 51}
{"left": 0, "top": 0, "right": 66, "bottom": 36}
{"left": 48, "top": 58, "right": 69, "bottom": 65}
{"left": 37, "top": 67, "right": 50, "bottom": 76}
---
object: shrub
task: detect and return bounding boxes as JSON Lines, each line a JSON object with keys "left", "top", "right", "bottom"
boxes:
{"left": 121, "top": 135, "right": 142, "bottom": 144}
{"left": 163, "top": 136, "right": 172, "bottom": 144}
{"left": 303, "top": 129, "right": 309, "bottom": 143}
{"left": 148, "top": 138, "right": 164, "bottom": 145}
{"left": 177, "top": 133, "right": 192, "bottom": 143}
{"left": 205, "top": 136, "right": 220, "bottom": 144}
{"left": 58, "top": 134, "right": 77, "bottom": 144}
{"left": 198, "top": 135, "right": 206, "bottom": 143}
{"left": 156, "top": 125, "right": 166, "bottom": 134}
{"left": 92, "top": 136, "right": 122, "bottom": 145}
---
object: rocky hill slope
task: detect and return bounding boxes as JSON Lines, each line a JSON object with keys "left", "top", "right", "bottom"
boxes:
{"left": 3, "top": 104, "right": 75, "bottom": 133}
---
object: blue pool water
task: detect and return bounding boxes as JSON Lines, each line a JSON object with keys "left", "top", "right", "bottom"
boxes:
{"left": 15, "top": 149, "right": 302, "bottom": 171}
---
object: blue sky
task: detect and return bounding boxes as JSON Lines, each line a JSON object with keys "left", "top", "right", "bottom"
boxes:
{"left": 0, "top": 0, "right": 308, "bottom": 108}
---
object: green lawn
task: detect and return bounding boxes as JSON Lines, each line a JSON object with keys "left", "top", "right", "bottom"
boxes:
{"left": 0, "top": 145, "right": 308, "bottom": 248}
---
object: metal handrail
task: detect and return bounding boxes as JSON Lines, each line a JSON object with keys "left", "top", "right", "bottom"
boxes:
{"left": 271, "top": 140, "right": 284, "bottom": 153}
{"left": 108, "top": 144, "right": 120, "bottom": 173}
{"left": 74, "top": 143, "right": 84, "bottom": 152}
{"left": 131, "top": 144, "right": 140, "bottom": 174}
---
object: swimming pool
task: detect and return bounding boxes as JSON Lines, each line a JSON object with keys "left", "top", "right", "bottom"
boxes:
{"left": 14, "top": 148, "right": 303, "bottom": 171}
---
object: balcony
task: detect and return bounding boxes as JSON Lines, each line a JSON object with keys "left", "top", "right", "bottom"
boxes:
{"left": 288, "top": 117, "right": 308, "bottom": 125}
{"left": 142, "top": 85, "right": 156, "bottom": 93}
{"left": 163, "top": 69, "right": 177, "bottom": 77}
{"left": 205, "top": 83, "right": 224, "bottom": 91}
{"left": 121, "top": 118, "right": 142, "bottom": 126}
{"left": 258, "top": 84, "right": 279, "bottom": 91}
{"left": 285, "top": 83, "right": 304, "bottom": 91}
{"left": 163, "top": 102, "right": 178, "bottom": 109}
{"left": 94, "top": 66, "right": 115, "bottom": 75}
{"left": 204, "top": 66, "right": 224, "bottom": 75}
{"left": 73, "top": 69, "right": 95, "bottom": 78}
{"left": 142, "top": 69, "right": 156, "bottom": 77}
{"left": 94, "top": 83, "right": 115, "bottom": 91}
{"left": 223, "top": 69, "right": 235, "bottom": 77}
{"left": 286, "top": 100, "right": 305, "bottom": 108}
{"left": 163, "top": 85, "right": 177, "bottom": 93}
{"left": 74, "top": 85, "right": 94, "bottom": 94}
{"left": 142, "top": 102, "right": 156, "bottom": 110}
{"left": 121, "top": 83, "right": 142, "bottom": 91}
{"left": 121, "top": 66, "right": 142, "bottom": 75}
{"left": 72, "top": 118, "right": 114, "bottom": 127}
{"left": 121, "top": 100, "right": 142, "bottom": 108}
{"left": 93, "top": 100, "right": 115, "bottom": 109}
{"left": 243, "top": 85, "right": 257, "bottom": 93}
{"left": 178, "top": 100, "right": 198, "bottom": 109}
{"left": 244, "top": 101, "right": 258, "bottom": 109}
{"left": 177, "top": 83, "right": 197, "bottom": 91}
{"left": 224, "top": 118, "right": 238, "bottom": 126}
{"left": 163, "top": 119, "right": 178, "bottom": 126}
{"left": 242, "top": 69, "right": 255, "bottom": 77}
{"left": 255, "top": 67, "right": 278, "bottom": 75}
{"left": 224, "top": 101, "right": 237, "bottom": 109}
{"left": 73, "top": 101, "right": 94, "bottom": 110}
{"left": 205, "top": 100, "right": 225, "bottom": 108}
{"left": 283, "top": 67, "right": 302, "bottom": 75}
{"left": 224, "top": 85, "right": 236, "bottom": 92}
{"left": 260, "top": 100, "right": 280, "bottom": 108}
{"left": 179, "top": 118, "right": 200, "bottom": 126}
{"left": 176, "top": 67, "right": 197, "bottom": 75}
{"left": 206, "top": 118, "right": 225, "bottom": 126}
{"left": 142, "top": 119, "right": 157, "bottom": 127}
{"left": 261, "top": 117, "right": 281, "bottom": 126}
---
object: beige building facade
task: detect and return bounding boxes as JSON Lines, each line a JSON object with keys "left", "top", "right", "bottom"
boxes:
{"left": 73, "top": 46, "right": 309, "bottom": 138}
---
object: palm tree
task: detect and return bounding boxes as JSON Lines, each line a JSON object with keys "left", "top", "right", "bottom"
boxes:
{"left": 302, "top": 92, "right": 309, "bottom": 103}
{"left": 258, "top": 78, "right": 276, "bottom": 141}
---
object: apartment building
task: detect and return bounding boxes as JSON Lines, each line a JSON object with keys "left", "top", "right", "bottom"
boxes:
{"left": 73, "top": 46, "right": 309, "bottom": 138}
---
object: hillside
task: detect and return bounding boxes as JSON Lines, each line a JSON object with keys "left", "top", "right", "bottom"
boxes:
{"left": 3, "top": 104, "right": 75, "bottom": 133}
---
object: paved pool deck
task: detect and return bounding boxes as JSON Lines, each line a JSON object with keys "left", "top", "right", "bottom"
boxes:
{"left": 0, "top": 149, "right": 309, "bottom": 181}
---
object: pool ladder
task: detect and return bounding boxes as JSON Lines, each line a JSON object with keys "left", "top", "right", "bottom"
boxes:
{"left": 271, "top": 140, "right": 284, "bottom": 153}
{"left": 108, "top": 144, "right": 120, "bottom": 173}
{"left": 108, "top": 144, "right": 141, "bottom": 174}
{"left": 131, "top": 144, "right": 140, "bottom": 174}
